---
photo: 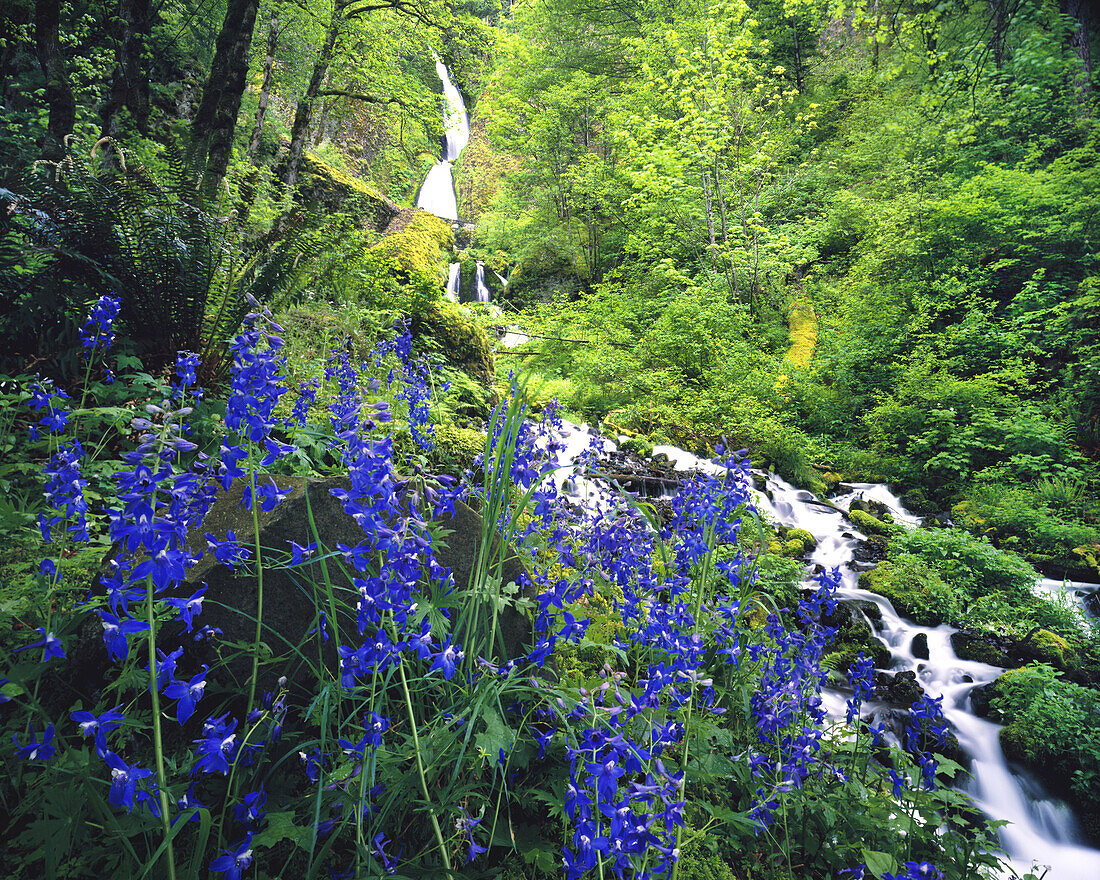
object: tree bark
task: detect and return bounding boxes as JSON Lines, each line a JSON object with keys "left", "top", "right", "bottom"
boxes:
{"left": 1061, "top": 0, "right": 1095, "bottom": 102}
{"left": 193, "top": 0, "right": 261, "bottom": 186}
{"left": 284, "top": 10, "right": 341, "bottom": 191}
{"left": 246, "top": 3, "right": 281, "bottom": 165}
{"left": 34, "top": 0, "right": 75, "bottom": 160}
{"left": 101, "top": 0, "right": 153, "bottom": 145}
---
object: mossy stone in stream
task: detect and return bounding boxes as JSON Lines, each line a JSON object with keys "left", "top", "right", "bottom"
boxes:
{"left": 825, "top": 617, "right": 890, "bottom": 674}
{"left": 1016, "top": 628, "right": 1073, "bottom": 666}
{"left": 952, "top": 630, "right": 1014, "bottom": 667}
{"left": 858, "top": 558, "right": 961, "bottom": 626}
{"left": 848, "top": 508, "right": 901, "bottom": 537}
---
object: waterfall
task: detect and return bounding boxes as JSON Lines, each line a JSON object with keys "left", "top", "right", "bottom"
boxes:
{"left": 475, "top": 262, "right": 490, "bottom": 302}
{"left": 445, "top": 262, "right": 460, "bottom": 301}
{"left": 415, "top": 57, "right": 470, "bottom": 222}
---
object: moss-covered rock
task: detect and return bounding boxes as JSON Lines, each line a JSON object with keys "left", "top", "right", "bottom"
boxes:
{"left": 848, "top": 508, "right": 901, "bottom": 537}
{"left": 434, "top": 423, "right": 486, "bottom": 468}
{"left": 858, "top": 559, "right": 961, "bottom": 625}
{"left": 1017, "top": 628, "right": 1073, "bottom": 665}
{"left": 825, "top": 616, "right": 891, "bottom": 674}
{"left": 294, "top": 152, "right": 400, "bottom": 232}
{"left": 374, "top": 208, "right": 454, "bottom": 286}
{"left": 780, "top": 526, "right": 818, "bottom": 551}
{"left": 951, "top": 630, "right": 1013, "bottom": 667}
{"left": 412, "top": 301, "right": 494, "bottom": 385}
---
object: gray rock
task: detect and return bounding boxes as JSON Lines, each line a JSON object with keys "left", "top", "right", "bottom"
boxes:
{"left": 176, "top": 475, "right": 529, "bottom": 692}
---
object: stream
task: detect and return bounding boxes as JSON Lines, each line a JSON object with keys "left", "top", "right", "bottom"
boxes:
{"left": 553, "top": 422, "right": 1100, "bottom": 879}
{"left": 416, "top": 58, "right": 1100, "bottom": 880}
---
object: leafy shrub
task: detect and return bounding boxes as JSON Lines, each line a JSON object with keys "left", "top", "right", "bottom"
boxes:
{"left": 890, "top": 528, "right": 1038, "bottom": 603}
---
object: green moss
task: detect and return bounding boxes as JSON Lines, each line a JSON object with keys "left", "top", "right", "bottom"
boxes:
{"left": 412, "top": 302, "right": 495, "bottom": 385}
{"left": 295, "top": 153, "right": 399, "bottom": 232}
{"left": 434, "top": 423, "right": 486, "bottom": 468}
{"left": 1025, "top": 629, "right": 1073, "bottom": 665}
{"left": 826, "top": 616, "right": 891, "bottom": 674}
{"left": 783, "top": 527, "right": 818, "bottom": 550}
{"left": 848, "top": 508, "right": 901, "bottom": 537}
{"left": 372, "top": 209, "right": 454, "bottom": 286}
{"left": 858, "top": 558, "right": 961, "bottom": 625}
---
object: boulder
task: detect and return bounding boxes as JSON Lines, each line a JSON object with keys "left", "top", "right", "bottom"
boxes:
{"left": 175, "top": 476, "right": 529, "bottom": 692}
{"left": 874, "top": 669, "right": 925, "bottom": 706}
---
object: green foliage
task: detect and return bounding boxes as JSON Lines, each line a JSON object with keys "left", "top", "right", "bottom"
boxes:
{"left": 0, "top": 145, "right": 318, "bottom": 383}
{"left": 991, "top": 664, "right": 1100, "bottom": 818}
{"left": 890, "top": 528, "right": 1038, "bottom": 603}
{"left": 858, "top": 555, "right": 961, "bottom": 626}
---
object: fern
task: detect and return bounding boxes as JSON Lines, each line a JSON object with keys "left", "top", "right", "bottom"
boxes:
{"left": 0, "top": 142, "right": 319, "bottom": 384}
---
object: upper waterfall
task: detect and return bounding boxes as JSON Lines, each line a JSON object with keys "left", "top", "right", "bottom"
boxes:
{"left": 415, "top": 58, "right": 470, "bottom": 221}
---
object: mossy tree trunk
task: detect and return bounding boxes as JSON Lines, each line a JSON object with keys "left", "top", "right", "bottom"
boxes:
{"left": 34, "top": 0, "right": 75, "bottom": 160}
{"left": 192, "top": 0, "right": 261, "bottom": 190}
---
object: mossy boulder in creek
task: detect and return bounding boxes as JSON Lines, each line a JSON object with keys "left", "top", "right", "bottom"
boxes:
{"left": 848, "top": 508, "right": 901, "bottom": 537}
{"left": 1014, "top": 628, "right": 1073, "bottom": 666}
{"left": 951, "top": 630, "right": 1013, "bottom": 667}
{"left": 411, "top": 302, "right": 494, "bottom": 386}
{"left": 174, "top": 476, "right": 528, "bottom": 692}
{"left": 373, "top": 208, "right": 454, "bottom": 286}
{"left": 858, "top": 559, "right": 960, "bottom": 626}
{"left": 292, "top": 153, "right": 400, "bottom": 232}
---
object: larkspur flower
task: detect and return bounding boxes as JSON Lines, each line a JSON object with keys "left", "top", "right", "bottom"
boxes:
{"left": 104, "top": 750, "right": 153, "bottom": 812}
{"left": 428, "top": 636, "right": 463, "bottom": 680}
{"left": 71, "top": 705, "right": 125, "bottom": 753}
{"left": 165, "top": 666, "right": 208, "bottom": 724}
{"left": 14, "top": 722, "right": 56, "bottom": 761}
{"left": 79, "top": 293, "right": 122, "bottom": 351}
{"left": 210, "top": 832, "right": 254, "bottom": 880}
{"left": 14, "top": 627, "right": 65, "bottom": 663}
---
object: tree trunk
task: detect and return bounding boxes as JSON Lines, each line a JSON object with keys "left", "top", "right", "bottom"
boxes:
{"left": 987, "top": 0, "right": 1009, "bottom": 69}
{"left": 34, "top": 0, "right": 75, "bottom": 160}
{"left": 247, "top": 3, "right": 281, "bottom": 165}
{"left": 284, "top": 11, "right": 341, "bottom": 191}
{"left": 101, "top": 0, "right": 152, "bottom": 148}
{"left": 1061, "top": 0, "right": 1095, "bottom": 102}
{"left": 193, "top": 0, "right": 261, "bottom": 187}
{"left": 792, "top": 21, "right": 806, "bottom": 94}
{"left": 714, "top": 153, "right": 729, "bottom": 244}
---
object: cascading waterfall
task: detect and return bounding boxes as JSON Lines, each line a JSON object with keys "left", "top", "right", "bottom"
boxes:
{"left": 549, "top": 425, "right": 1100, "bottom": 879}
{"left": 474, "top": 262, "right": 490, "bottom": 302}
{"left": 445, "top": 262, "right": 460, "bottom": 302}
{"left": 416, "top": 57, "right": 469, "bottom": 222}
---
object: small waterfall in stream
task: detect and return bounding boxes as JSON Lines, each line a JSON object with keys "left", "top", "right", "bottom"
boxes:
{"left": 546, "top": 421, "right": 1100, "bottom": 879}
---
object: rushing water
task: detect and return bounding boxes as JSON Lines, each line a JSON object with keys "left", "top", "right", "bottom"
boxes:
{"left": 416, "top": 58, "right": 469, "bottom": 221}
{"left": 552, "top": 425, "right": 1100, "bottom": 878}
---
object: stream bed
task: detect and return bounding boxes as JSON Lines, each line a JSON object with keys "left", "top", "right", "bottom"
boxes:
{"left": 552, "top": 420, "right": 1100, "bottom": 879}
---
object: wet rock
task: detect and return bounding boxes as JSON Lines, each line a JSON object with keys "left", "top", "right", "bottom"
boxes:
{"left": 852, "top": 535, "right": 889, "bottom": 563}
{"left": 874, "top": 670, "right": 925, "bottom": 706}
{"left": 969, "top": 683, "right": 996, "bottom": 718}
{"left": 911, "top": 632, "right": 929, "bottom": 660}
{"left": 951, "top": 630, "right": 1013, "bottom": 668}
{"left": 596, "top": 448, "right": 682, "bottom": 497}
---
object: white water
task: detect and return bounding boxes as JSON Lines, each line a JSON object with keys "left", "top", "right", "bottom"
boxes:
{"left": 474, "top": 262, "right": 490, "bottom": 302}
{"left": 603, "top": 443, "right": 1100, "bottom": 878}
{"left": 415, "top": 58, "right": 469, "bottom": 221}
{"left": 445, "top": 262, "right": 460, "bottom": 301}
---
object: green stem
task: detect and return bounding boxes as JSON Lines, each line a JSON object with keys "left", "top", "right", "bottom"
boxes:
{"left": 396, "top": 658, "right": 452, "bottom": 873}
{"left": 145, "top": 574, "right": 178, "bottom": 880}
{"left": 246, "top": 467, "right": 265, "bottom": 718}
